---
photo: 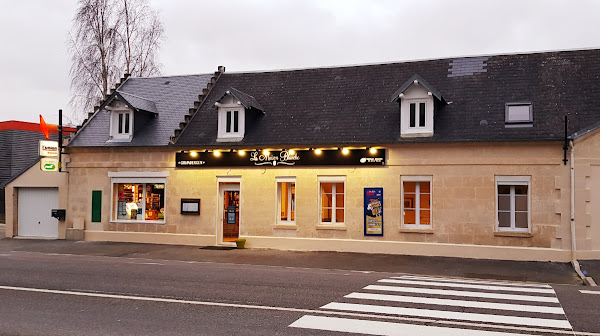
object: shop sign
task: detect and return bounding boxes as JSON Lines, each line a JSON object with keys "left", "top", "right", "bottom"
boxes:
{"left": 39, "top": 140, "right": 59, "bottom": 157}
{"left": 40, "top": 158, "right": 59, "bottom": 172}
{"left": 364, "top": 188, "right": 383, "bottom": 236}
{"left": 176, "top": 149, "right": 386, "bottom": 168}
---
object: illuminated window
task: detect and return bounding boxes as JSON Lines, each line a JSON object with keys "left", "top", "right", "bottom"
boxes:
{"left": 319, "top": 177, "right": 345, "bottom": 224}
{"left": 402, "top": 176, "right": 431, "bottom": 228}
{"left": 277, "top": 177, "right": 296, "bottom": 223}
{"left": 496, "top": 176, "right": 530, "bottom": 232}
{"left": 112, "top": 179, "right": 166, "bottom": 223}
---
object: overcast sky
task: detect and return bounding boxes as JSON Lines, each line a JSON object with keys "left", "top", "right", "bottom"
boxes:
{"left": 1, "top": 0, "right": 599, "bottom": 125}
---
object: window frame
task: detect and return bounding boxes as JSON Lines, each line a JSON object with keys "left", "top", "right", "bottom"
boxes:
{"left": 217, "top": 105, "right": 245, "bottom": 141}
{"left": 276, "top": 177, "right": 296, "bottom": 225}
{"left": 401, "top": 176, "right": 432, "bottom": 228}
{"left": 318, "top": 176, "right": 346, "bottom": 225}
{"left": 495, "top": 176, "right": 531, "bottom": 233}
{"left": 505, "top": 102, "right": 533, "bottom": 127}
{"left": 408, "top": 101, "right": 427, "bottom": 129}
{"left": 109, "top": 109, "right": 134, "bottom": 142}
{"left": 110, "top": 176, "right": 167, "bottom": 224}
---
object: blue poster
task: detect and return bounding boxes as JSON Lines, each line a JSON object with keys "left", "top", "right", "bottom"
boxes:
{"left": 227, "top": 205, "right": 237, "bottom": 224}
{"left": 364, "top": 188, "right": 383, "bottom": 236}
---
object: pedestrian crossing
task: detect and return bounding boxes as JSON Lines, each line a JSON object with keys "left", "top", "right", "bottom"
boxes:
{"left": 289, "top": 274, "right": 572, "bottom": 335}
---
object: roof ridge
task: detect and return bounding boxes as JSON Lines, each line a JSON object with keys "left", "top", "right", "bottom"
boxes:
{"left": 219, "top": 46, "right": 600, "bottom": 75}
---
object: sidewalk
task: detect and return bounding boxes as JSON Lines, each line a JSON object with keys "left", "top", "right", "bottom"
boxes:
{"left": 0, "top": 236, "right": 587, "bottom": 285}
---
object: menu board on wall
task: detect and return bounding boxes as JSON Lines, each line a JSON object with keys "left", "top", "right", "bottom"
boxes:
{"left": 364, "top": 188, "right": 383, "bottom": 236}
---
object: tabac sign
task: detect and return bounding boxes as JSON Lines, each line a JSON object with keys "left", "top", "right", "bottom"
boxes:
{"left": 176, "top": 148, "right": 386, "bottom": 168}
{"left": 39, "top": 140, "right": 59, "bottom": 157}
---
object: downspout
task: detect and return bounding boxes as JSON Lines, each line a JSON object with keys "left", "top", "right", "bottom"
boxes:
{"left": 569, "top": 140, "right": 596, "bottom": 286}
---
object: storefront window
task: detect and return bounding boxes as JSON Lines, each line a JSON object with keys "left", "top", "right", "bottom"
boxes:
{"left": 278, "top": 180, "right": 295, "bottom": 222}
{"left": 402, "top": 177, "right": 431, "bottom": 228}
{"left": 113, "top": 182, "right": 165, "bottom": 222}
{"left": 319, "top": 178, "right": 345, "bottom": 224}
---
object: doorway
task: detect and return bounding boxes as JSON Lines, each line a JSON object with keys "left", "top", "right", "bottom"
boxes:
{"left": 219, "top": 183, "right": 240, "bottom": 243}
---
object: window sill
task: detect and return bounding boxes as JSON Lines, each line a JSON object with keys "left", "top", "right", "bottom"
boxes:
{"left": 494, "top": 231, "right": 533, "bottom": 238}
{"left": 216, "top": 136, "right": 243, "bottom": 142}
{"left": 400, "top": 131, "right": 433, "bottom": 138}
{"left": 399, "top": 228, "right": 434, "bottom": 234}
{"left": 110, "top": 220, "right": 165, "bottom": 225}
{"left": 316, "top": 224, "right": 347, "bottom": 231}
{"left": 273, "top": 224, "right": 297, "bottom": 230}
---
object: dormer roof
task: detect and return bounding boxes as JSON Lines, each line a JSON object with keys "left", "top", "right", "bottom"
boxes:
{"left": 116, "top": 91, "right": 158, "bottom": 114}
{"left": 219, "top": 87, "right": 265, "bottom": 113}
{"left": 390, "top": 74, "right": 444, "bottom": 103}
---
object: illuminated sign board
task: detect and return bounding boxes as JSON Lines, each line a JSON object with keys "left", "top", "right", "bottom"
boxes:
{"left": 40, "top": 158, "right": 59, "bottom": 172}
{"left": 175, "top": 149, "right": 386, "bottom": 168}
{"left": 39, "top": 140, "right": 59, "bottom": 157}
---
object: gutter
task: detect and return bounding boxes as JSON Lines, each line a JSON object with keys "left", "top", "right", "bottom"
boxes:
{"left": 569, "top": 140, "right": 597, "bottom": 286}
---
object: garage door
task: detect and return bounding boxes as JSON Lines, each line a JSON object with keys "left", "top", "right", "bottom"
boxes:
{"left": 18, "top": 188, "right": 58, "bottom": 238}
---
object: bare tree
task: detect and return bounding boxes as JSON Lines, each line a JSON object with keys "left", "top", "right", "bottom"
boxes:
{"left": 119, "top": 0, "right": 164, "bottom": 77}
{"left": 68, "top": 0, "right": 164, "bottom": 122}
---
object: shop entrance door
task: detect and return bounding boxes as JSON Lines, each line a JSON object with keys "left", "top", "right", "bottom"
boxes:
{"left": 220, "top": 184, "right": 240, "bottom": 243}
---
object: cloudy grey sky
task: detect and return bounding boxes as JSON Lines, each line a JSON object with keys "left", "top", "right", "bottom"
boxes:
{"left": 1, "top": 0, "right": 599, "bottom": 124}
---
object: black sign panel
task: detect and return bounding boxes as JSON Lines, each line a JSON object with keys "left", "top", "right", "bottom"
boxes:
{"left": 175, "top": 149, "right": 386, "bottom": 168}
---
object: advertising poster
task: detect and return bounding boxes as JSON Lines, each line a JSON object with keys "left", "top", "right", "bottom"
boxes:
{"left": 364, "top": 188, "right": 383, "bottom": 236}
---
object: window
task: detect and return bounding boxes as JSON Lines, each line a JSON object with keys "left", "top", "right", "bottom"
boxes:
{"left": 409, "top": 102, "right": 426, "bottom": 128}
{"left": 402, "top": 176, "right": 431, "bottom": 228}
{"left": 505, "top": 103, "right": 533, "bottom": 127}
{"left": 496, "top": 176, "right": 530, "bottom": 232}
{"left": 111, "top": 178, "right": 166, "bottom": 223}
{"left": 217, "top": 94, "right": 246, "bottom": 142}
{"left": 319, "top": 177, "right": 345, "bottom": 224}
{"left": 277, "top": 178, "right": 296, "bottom": 223}
{"left": 109, "top": 109, "right": 133, "bottom": 141}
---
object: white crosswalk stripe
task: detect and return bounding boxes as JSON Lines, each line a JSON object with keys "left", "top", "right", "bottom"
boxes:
{"left": 289, "top": 274, "right": 573, "bottom": 335}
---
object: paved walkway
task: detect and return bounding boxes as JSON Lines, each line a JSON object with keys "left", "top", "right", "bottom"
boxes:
{"left": 0, "top": 235, "right": 586, "bottom": 285}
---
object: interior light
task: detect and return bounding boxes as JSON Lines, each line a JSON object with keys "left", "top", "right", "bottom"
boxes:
{"left": 289, "top": 149, "right": 295, "bottom": 155}
{"left": 213, "top": 150, "right": 221, "bottom": 157}
{"left": 314, "top": 149, "right": 322, "bottom": 155}
{"left": 190, "top": 151, "right": 198, "bottom": 157}
{"left": 341, "top": 148, "right": 350, "bottom": 155}
{"left": 263, "top": 150, "right": 270, "bottom": 156}
{"left": 369, "top": 147, "right": 377, "bottom": 154}
{"left": 238, "top": 150, "right": 245, "bottom": 156}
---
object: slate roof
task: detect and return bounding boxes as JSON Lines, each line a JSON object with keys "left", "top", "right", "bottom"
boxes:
{"left": 176, "top": 49, "right": 600, "bottom": 148}
{"left": 69, "top": 74, "right": 213, "bottom": 147}
{"left": 223, "top": 87, "right": 266, "bottom": 112}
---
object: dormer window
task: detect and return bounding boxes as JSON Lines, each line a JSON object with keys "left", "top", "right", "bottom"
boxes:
{"left": 107, "top": 100, "right": 133, "bottom": 142}
{"left": 391, "top": 74, "right": 445, "bottom": 138}
{"left": 215, "top": 88, "right": 265, "bottom": 142}
{"left": 217, "top": 100, "right": 245, "bottom": 142}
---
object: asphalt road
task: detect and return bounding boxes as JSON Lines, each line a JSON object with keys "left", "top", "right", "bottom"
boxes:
{"left": 0, "top": 249, "right": 599, "bottom": 336}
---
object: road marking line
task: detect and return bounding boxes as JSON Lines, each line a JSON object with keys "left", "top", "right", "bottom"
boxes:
{"left": 1, "top": 284, "right": 595, "bottom": 335}
{"left": 346, "top": 292, "right": 565, "bottom": 314}
{"left": 379, "top": 279, "right": 555, "bottom": 294}
{"left": 364, "top": 285, "right": 559, "bottom": 303}
{"left": 579, "top": 290, "right": 600, "bottom": 295}
{"left": 129, "top": 262, "right": 164, "bottom": 265}
{"left": 396, "top": 275, "right": 551, "bottom": 288}
{"left": 290, "top": 315, "right": 542, "bottom": 336}
{"left": 321, "top": 302, "right": 571, "bottom": 329}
